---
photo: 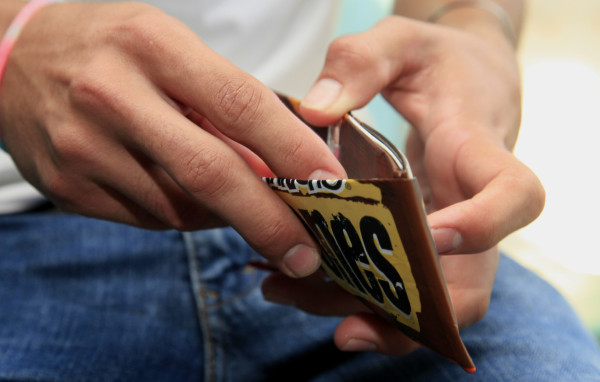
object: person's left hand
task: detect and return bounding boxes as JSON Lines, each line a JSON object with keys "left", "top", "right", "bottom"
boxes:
{"left": 260, "top": 15, "right": 544, "bottom": 354}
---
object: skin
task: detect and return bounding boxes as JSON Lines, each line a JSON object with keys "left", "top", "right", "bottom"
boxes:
{"left": 0, "top": 1, "right": 346, "bottom": 279}
{"left": 261, "top": 1, "right": 545, "bottom": 354}
{"left": 0, "top": 0, "right": 544, "bottom": 357}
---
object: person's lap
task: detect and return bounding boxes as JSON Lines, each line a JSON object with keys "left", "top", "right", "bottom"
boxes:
{"left": 0, "top": 211, "right": 203, "bottom": 381}
{"left": 1, "top": 212, "right": 599, "bottom": 381}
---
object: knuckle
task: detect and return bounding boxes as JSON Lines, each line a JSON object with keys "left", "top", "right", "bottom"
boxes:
{"left": 108, "top": 5, "right": 168, "bottom": 50}
{"left": 460, "top": 201, "right": 500, "bottom": 253}
{"left": 214, "top": 78, "right": 265, "bottom": 128}
{"left": 69, "top": 68, "right": 120, "bottom": 114}
{"left": 325, "top": 35, "right": 389, "bottom": 87}
{"left": 106, "top": 5, "right": 198, "bottom": 71}
{"left": 50, "top": 127, "right": 91, "bottom": 166}
{"left": 69, "top": 12, "right": 168, "bottom": 112}
{"left": 327, "top": 35, "right": 379, "bottom": 72}
{"left": 179, "top": 147, "right": 232, "bottom": 199}
{"left": 274, "top": 134, "right": 305, "bottom": 169}
{"left": 250, "top": 215, "right": 289, "bottom": 253}
{"left": 40, "top": 170, "right": 76, "bottom": 209}
{"left": 528, "top": 175, "right": 546, "bottom": 219}
{"left": 506, "top": 166, "right": 547, "bottom": 226}
{"left": 70, "top": 7, "right": 175, "bottom": 106}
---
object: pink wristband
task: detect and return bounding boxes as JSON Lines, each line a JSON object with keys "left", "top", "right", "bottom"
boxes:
{"left": 0, "top": 0, "right": 61, "bottom": 151}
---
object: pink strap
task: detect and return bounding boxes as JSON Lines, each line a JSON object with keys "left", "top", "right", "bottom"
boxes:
{"left": 0, "top": 0, "right": 60, "bottom": 149}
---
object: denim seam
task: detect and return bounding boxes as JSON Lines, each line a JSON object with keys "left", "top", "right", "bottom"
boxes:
{"left": 183, "top": 232, "right": 216, "bottom": 382}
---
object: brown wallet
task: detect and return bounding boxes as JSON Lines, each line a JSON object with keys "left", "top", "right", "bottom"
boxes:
{"left": 263, "top": 94, "right": 475, "bottom": 373}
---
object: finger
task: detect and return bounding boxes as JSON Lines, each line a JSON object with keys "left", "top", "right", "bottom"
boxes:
{"left": 186, "top": 81, "right": 343, "bottom": 179}
{"left": 429, "top": 138, "right": 545, "bottom": 254}
{"left": 43, "top": 90, "right": 225, "bottom": 230}
{"left": 144, "top": 111, "right": 322, "bottom": 277}
{"left": 298, "top": 17, "right": 423, "bottom": 125}
{"left": 127, "top": 17, "right": 346, "bottom": 180}
{"left": 135, "top": 35, "right": 348, "bottom": 275}
{"left": 69, "top": 69, "right": 327, "bottom": 278}
{"left": 334, "top": 313, "right": 420, "bottom": 355}
{"left": 261, "top": 272, "right": 370, "bottom": 316}
{"left": 186, "top": 111, "right": 275, "bottom": 178}
{"left": 36, "top": 164, "right": 170, "bottom": 229}
{"left": 64, "top": 15, "right": 345, "bottom": 277}
{"left": 89, "top": 151, "right": 225, "bottom": 230}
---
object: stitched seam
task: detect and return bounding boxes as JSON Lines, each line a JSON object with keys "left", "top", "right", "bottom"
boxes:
{"left": 183, "top": 232, "right": 216, "bottom": 382}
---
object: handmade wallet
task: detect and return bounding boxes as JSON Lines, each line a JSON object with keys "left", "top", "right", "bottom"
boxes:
{"left": 263, "top": 94, "right": 475, "bottom": 373}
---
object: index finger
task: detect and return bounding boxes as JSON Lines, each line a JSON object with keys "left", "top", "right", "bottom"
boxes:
{"left": 115, "top": 17, "right": 346, "bottom": 277}
{"left": 136, "top": 17, "right": 346, "bottom": 180}
{"left": 113, "top": 87, "right": 328, "bottom": 279}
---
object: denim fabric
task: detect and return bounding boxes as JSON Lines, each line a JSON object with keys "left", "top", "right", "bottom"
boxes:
{"left": 1, "top": 212, "right": 600, "bottom": 381}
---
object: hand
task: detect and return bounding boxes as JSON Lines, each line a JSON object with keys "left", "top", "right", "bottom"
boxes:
{"left": 0, "top": 1, "right": 346, "bottom": 278}
{"left": 261, "top": 15, "right": 544, "bottom": 353}
{"left": 262, "top": 249, "right": 497, "bottom": 354}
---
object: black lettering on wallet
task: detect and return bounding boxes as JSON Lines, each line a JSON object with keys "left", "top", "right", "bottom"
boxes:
{"left": 297, "top": 209, "right": 411, "bottom": 316}
{"left": 360, "top": 216, "right": 411, "bottom": 316}
{"left": 331, "top": 214, "right": 383, "bottom": 303}
{"left": 298, "top": 209, "right": 351, "bottom": 284}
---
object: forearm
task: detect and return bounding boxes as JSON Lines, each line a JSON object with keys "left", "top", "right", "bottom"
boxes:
{"left": 394, "top": 0, "right": 524, "bottom": 49}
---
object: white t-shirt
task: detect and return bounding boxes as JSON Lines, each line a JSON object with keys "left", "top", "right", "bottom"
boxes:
{"left": 0, "top": 0, "right": 340, "bottom": 213}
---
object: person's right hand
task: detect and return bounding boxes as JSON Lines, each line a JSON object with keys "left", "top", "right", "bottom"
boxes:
{"left": 0, "top": 1, "right": 346, "bottom": 278}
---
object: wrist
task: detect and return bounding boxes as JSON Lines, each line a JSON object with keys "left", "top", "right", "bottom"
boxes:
{"left": 0, "top": 0, "right": 61, "bottom": 151}
{"left": 427, "top": 1, "right": 519, "bottom": 51}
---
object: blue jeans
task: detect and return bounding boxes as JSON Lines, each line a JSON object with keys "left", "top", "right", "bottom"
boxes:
{"left": 1, "top": 212, "right": 600, "bottom": 381}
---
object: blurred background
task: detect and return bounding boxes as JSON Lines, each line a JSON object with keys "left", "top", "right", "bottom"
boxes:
{"left": 338, "top": 0, "right": 600, "bottom": 341}
{"left": 505, "top": 0, "right": 600, "bottom": 340}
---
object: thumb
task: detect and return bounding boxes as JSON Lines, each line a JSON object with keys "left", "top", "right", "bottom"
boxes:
{"left": 297, "top": 17, "right": 428, "bottom": 125}
{"left": 429, "top": 140, "right": 546, "bottom": 255}
{"left": 298, "top": 28, "right": 400, "bottom": 125}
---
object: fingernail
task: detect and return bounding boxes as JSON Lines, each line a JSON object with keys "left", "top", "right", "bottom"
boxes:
{"left": 308, "top": 169, "right": 341, "bottom": 180}
{"left": 302, "top": 78, "right": 342, "bottom": 110}
{"left": 282, "top": 244, "right": 321, "bottom": 278}
{"left": 432, "top": 228, "right": 463, "bottom": 254}
{"left": 342, "top": 339, "right": 377, "bottom": 352}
